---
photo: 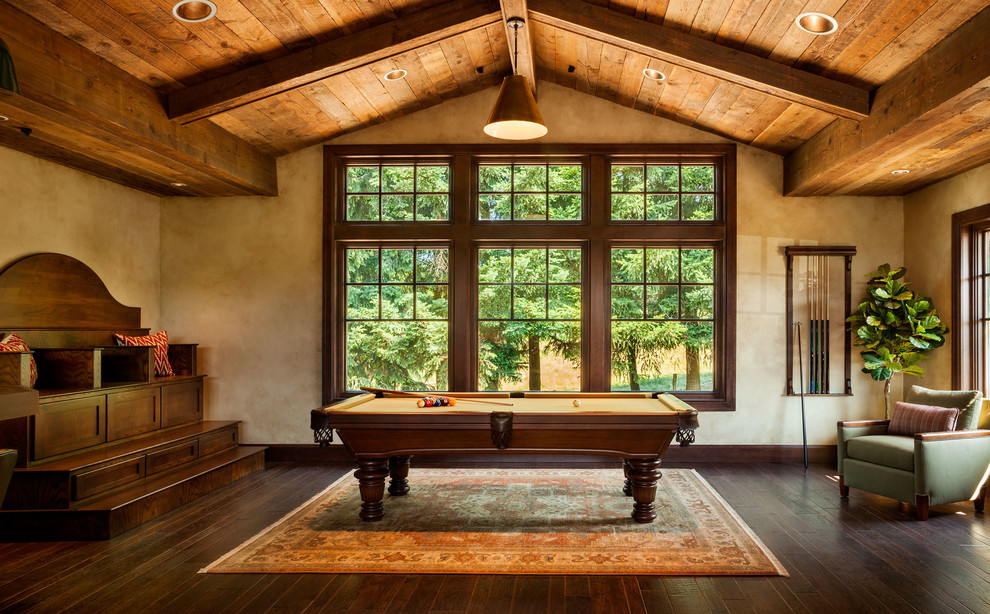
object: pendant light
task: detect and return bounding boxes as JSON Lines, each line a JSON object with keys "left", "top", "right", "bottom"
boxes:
{"left": 484, "top": 18, "right": 546, "bottom": 140}
{"left": 0, "top": 37, "right": 19, "bottom": 93}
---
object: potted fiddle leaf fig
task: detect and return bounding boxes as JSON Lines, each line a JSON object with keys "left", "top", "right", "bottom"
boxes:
{"left": 847, "top": 264, "right": 948, "bottom": 419}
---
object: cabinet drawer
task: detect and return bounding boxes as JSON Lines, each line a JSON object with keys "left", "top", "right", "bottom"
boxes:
{"left": 73, "top": 456, "right": 146, "bottom": 500}
{"left": 107, "top": 388, "right": 161, "bottom": 441}
{"left": 34, "top": 397, "right": 106, "bottom": 460}
{"left": 146, "top": 440, "right": 199, "bottom": 475}
{"left": 199, "top": 428, "right": 237, "bottom": 457}
{"left": 162, "top": 380, "right": 203, "bottom": 427}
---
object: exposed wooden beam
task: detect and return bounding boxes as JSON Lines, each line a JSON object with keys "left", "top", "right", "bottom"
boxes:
{"left": 527, "top": 0, "right": 870, "bottom": 121}
{"left": 168, "top": 0, "right": 503, "bottom": 124}
{"left": 499, "top": 0, "right": 537, "bottom": 98}
{"left": 0, "top": 3, "right": 276, "bottom": 197}
{"left": 784, "top": 6, "right": 990, "bottom": 196}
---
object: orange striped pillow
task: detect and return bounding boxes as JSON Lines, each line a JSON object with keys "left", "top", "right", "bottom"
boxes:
{"left": 114, "top": 330, "right": 174, "bottom": 376}
{"left": 0, "top": 332, "right": 38, "bottom": 387}
{"left": 888, "top": 401, "right": 959, "bottom": 435}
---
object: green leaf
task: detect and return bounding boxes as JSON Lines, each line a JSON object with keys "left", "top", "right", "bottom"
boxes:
{"left": 909, "top": 337, "right": 930, "bottom": 349}
{"left": 893, "top": 291, "right": 912, "bottom": 300}
{"left": 873, "top": 288, "right": 891, "bottom": 299}
{"left": 865, "top": 315, "right": 881, "bottom": 326}
{"left": 890, "top": 267, "right": 906, "bottom": 280}
{"left": 901, "top": 365, "right": 925, "bottom": 377}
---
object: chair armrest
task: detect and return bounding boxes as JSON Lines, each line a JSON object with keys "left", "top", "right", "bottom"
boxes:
{"left": 839, "top": 420, "right": 891, "bottom": 427}
{"left": 837, "top": 420, "right": 890, "bottom": 473}
{"left": 915, "top": 429, "right": 990, "bottom": 441}
{"left": 915, "top": 432, "right": 990, "bottom": 504}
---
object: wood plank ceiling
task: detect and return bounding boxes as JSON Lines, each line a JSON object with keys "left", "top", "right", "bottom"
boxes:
{"left": 0, "top": 0, "right": 987, "bottom": 197}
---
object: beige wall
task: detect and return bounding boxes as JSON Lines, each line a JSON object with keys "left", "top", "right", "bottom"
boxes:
{"left": 0, "top": 146, "right": 161, "bottom": 327}
{"left": 160, "top": 148, "right": 325, "bottom": 443}
{"left": 903, "top": 163, "right": 990, "bottom": 391}
{"left": 161, "top": 82, "right": 904, "bottom": 445}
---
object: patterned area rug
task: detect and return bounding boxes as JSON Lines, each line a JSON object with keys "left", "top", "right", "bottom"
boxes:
{"left": 202, "top": 468, "right": 786, "bottom": 576}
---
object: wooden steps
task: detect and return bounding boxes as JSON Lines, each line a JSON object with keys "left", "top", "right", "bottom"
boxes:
{"left": 0, "top": 420, "right": 267, "bottom": 541}
{"left": 0, "top": 446, "right": 266, "bottom": 541}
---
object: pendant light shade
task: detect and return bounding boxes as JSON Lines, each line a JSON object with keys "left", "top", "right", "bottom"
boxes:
{"left": 0, "top": 37, "right": 19, "bottom": 94}
{"left": 484, "top": 17, "right": 546, "bottom": 140}
{"left": 484, "top": 74, "right": 547, "bottom": 140}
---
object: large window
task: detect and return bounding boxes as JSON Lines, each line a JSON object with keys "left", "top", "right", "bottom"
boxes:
{"left": 610, "top": 247, "right": 715, "bottom": 391}
{"left": 343, "top": 247, "right": 449, "bottom": 391}
{"left": 345, "top": 164, "right": 450, "bottom": 221}
{"left": 325, "top": 145, "right": 736, "bottom": 410}
{"left": 478, "top": 247, "right": 582, "bottom": 391}
{"left": 478, "top": 163, "right": 583, "bottom": 221}
{"left": 952, "top": 203, "right": 990, "bottom": 393}
{"left": 610, "top": 164, "right": 715, "bottom": 221}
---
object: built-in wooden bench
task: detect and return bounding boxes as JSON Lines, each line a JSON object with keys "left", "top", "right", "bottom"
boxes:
{"left": 0, "top": 253, "right": 266, "bottom": 540}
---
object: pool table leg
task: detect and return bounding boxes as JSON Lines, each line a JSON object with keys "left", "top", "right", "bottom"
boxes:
{"left": 622, "top": 459, "right": 632, "bottom": 496}
{"left": 354, "top": 458, "right": 389, "bottom": 522}
{"left": 388, "top": 455, "right": 412, "bottom": 496}
{"left": 626, "top": 457, "right": 663, "bottom": 523}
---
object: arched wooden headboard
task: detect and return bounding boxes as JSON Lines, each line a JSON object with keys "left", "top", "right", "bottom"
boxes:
{"left": 0, "top": 253, "right": 141, "bottom": 330}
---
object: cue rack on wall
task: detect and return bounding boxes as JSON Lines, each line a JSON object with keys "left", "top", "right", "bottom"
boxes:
{"left": 785, "top": 246, "right": 857, "bottom": 396}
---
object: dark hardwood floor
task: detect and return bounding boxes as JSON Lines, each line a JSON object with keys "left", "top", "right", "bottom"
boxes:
{"left": 1, "top": 461, "right": 988, "bottom": 613}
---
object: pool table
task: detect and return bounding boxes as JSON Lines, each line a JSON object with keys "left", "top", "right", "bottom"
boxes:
{"left": 310, "top": 392, "right": 700, "bottom": 523}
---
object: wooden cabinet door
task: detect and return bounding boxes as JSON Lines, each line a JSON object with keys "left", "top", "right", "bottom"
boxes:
{"left": 162, "top": 379, "right": 203, "bottom": 427}
{"left": 199, "top": 426, "right": 237, "bottom": 457}
{"left": 107, "top": 388, "right": 161, "bottom": 440}
{"left": 73, "top": 456, "right": 146, "bottom": 500}
{"left": 146, "top": 440, "right": 199, "bottom": 475}
{"left": 34, "top": 396, "right": 106, "bottom": 460}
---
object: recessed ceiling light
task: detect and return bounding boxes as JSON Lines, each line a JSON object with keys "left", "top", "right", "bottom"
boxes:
{"left": 795, "top": 12, "right": 838, "bottom": 35}
{"left": 383, "top": 69, "right": 407, "bottom": 81}
{"left": 172, "top": 0, "right": 217, "bottom": 23}
{"left": 170, "top": 182, "right": 188, "bottom": 187}
{"left": 891, "top": 169, "right": 910, "bottom": 175}
{"left": 643, "top": 68, "right": 666, "bottom": 82}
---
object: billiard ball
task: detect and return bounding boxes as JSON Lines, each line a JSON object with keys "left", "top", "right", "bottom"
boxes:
{"left": 572, "top": 399, "right": 582, "bottom": 407}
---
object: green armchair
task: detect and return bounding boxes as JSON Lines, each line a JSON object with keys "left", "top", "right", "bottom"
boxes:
{"left": 837, "top": 387, "right": 990, "bottom": 520}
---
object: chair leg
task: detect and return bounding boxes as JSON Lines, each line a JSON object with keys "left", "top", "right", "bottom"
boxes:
{"left": 838, "top": 475, "right": 849, "bottom": 497}
{"left": 915, "top": 494, "right": 930, "bottom": 520}
{"left": 976, "top": 484, "right": 988, "bottom": 513}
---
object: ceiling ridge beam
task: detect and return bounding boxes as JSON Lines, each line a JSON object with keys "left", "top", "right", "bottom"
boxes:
{"left": 168, "top": 0, "right": 503, "bottom": 124}
{"left": 499, "top": 1, "right": 537, "bottom": 98}
{"left": 783, "top": 6, "right": 990, "bottom": 196}
{"left": 527, "top": 0, "right": 870, "bottom": 121}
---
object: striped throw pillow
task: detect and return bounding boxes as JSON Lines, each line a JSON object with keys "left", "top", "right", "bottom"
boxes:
{"left": 0, "top": 332, "right": 38, "bottom": 387}
{"left": 888, "top": 401, "right": 959, "bottom": 435}
{"left": 114, "top": 330, "right": 174, "bottom": 377}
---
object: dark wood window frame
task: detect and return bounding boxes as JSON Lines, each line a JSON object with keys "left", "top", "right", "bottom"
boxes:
{"left": 952, "top": 203, "right": 990, "bottom": 392}
{"left": 323, "top": 144, "right": 737, "bottom": 411}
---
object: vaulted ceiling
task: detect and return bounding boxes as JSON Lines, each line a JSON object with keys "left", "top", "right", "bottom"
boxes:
{"left": 0, "top": 0, "right": 987, "bottom": 198}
